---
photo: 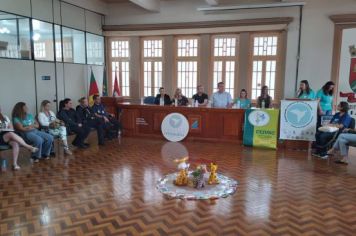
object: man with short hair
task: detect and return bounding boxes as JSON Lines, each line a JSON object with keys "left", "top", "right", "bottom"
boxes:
{"left": 154, "top": 87, "right": 172, "bottom": 105}
{"left": 211, "top": 82, "right": 233, "bottom": 108}
{"left": 76, "top": 97, "right": 105, "bottom": 146}
{"left": 192, "top": 85, "right": 208, "bottom": 106}
{"left": 92, "top": 95, "right": 121, "bottom": 139}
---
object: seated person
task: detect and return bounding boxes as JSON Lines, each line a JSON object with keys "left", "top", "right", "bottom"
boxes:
{"left": 313, "top": 101, "right": 351, "bottom": 158}
{"left": 212, "top": 82, "right": 233, "bottom": 108}
{"left": 38, "top": 100, "right": 72, "bottom": 155}
{"left": 1, "top": 105, "right": 38, "bottom": 170}
{"left": 76, "top": 97, "right": 105, "bottom": 145}
{"left": 154, "top": 87, "right": 172, "bottom": 105}
{"left": 257, "top": 85, "right": 272, "bottom": 108}
{"left": 234, "top": 89, "right": 251, "bottom": 109}
{"left": 328, "top": 130, "right": 356, "bottom": 165}
{"left": 92, "top": 95, "right": 120, "bottom": 139}
{"left": 172, "top": 88, "right": 189, "bottom": 106}
{"left": 12, "top": 102, "right": 54, "bottom": 162}
{"left": 58, "top": 98, "right": 90, "bottom": 149}
{"left": 192, "top": 85, "right": 208, "bottom": 106}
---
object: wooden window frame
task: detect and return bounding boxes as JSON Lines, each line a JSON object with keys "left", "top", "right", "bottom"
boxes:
{"left": 247, "top": 31, "right": 285, "bottom": 105}
{"left": 140, "top": 37, "right": 164, "bottom": 97}
{"left": 173, "top": 35, "right": 201, "bottom": 98}
{"left": 108, "top": 37, "right": 131, "bottom": 97}
{"left": 209, "top": 34, "right": 240, "bottom": 98}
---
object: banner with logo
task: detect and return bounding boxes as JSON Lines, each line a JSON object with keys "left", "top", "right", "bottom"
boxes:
{"left": 161, "top": 113, "right": 189, "bottom": 142}
{"left": 279, "top": 100, "right": 318, "bottom": 141}
{"left": 243, "top": 109, "right": 279, "bottom": 149}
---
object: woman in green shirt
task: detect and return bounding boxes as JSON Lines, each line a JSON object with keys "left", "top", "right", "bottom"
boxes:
{"left": 316, "top": 81, "right": 335, "bottom": 116}
{"left": 234, "top": 89, "right": 251, "bottom": 109}
{"left": 297, "top": 80, "right": 315, "bottom": 99}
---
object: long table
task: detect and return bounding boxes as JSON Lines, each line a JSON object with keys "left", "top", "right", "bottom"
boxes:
{"left": 116, "top": 103, "right": 245, "bottom": 143}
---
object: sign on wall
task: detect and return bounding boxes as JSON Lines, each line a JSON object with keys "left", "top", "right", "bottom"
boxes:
{"left": 243, "top": 109, "right": 279, "bottom": 149}
{"left": 161, "top": 113, "right": 189, "bottom": 142}
{"left": 280, "top": 100, "right": 318, "bottom": 141}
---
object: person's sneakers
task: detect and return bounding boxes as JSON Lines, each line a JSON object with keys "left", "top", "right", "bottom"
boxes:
{"left": 44, "top": 156, "right": 50, "bottom": 160}
{"left": 31, "top": 147, "right": 39, "bottom": 153}
{"left": 335, "top": 160, "right": 348, "bottom": 165}
{"left": 12, "top": 164, "right": 21, "bottom": 170}
{"left": 64, "top": 148, "right": 73, "bottom": 155}
{"left": 320, "top": 154, "right": 329, "bottom": 160}
{"left": 83, "top": 143, "right": 90, "bottom": 147}
{"left": 31, "top": 157, "right": 39, "bottom": 163}
{"left": 311, "top": 152, "right": 321, "bottom": 158}
{"left": 72, "top": 143, "right": 88, "bottom": 149}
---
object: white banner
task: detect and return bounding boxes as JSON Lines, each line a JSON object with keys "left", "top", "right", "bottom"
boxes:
{"left": 280, "top": 100, "right": 318, "bottom": 141}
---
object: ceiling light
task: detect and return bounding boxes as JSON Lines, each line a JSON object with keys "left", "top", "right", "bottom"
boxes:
{"left": 33, "top": 33, "right": 41, "bottom": 41}
{"left": 0, "top": 27, "right": 10, "bottom": 34}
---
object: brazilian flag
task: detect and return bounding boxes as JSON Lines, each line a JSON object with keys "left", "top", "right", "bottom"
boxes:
{"left": 243, "top": 109, "right": 279, "bottom": 149}
{"left": 102, "top": 66, "right": 108, "bottom": 96}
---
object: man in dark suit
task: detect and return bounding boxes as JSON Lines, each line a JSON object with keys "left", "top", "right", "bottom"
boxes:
{"left": 76, "top": 97, "right": 105, "bottom": 146}
{"left": 154, "top": 87, "right": 172, "bottom": 105}
{"left": 58, "top": 98, "right": 90, "bottom": 149}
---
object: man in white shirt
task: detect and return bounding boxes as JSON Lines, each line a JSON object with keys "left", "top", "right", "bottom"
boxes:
{"left": 212, "top": 82, "right": 233, "bottom": 108}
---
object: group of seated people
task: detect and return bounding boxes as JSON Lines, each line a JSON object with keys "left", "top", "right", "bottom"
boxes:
{"left": 153, "top": 82, "right": 272, "bottom": 109}
{"left": 0, "top": 95, "right": 120, "bottom": 170}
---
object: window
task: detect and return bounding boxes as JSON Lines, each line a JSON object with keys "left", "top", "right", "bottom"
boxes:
{"left": 176, "top": 37, "right": 199, "bottom": 98}
{"left": 62, "top": 27, "right": 85, "bottom": 64}
{"left": 111, "top": 39, "right": 130, "bottom": 96}
{"left": 212, "top": 35, "right": 238, "bottom": 96}
{"left": 251, "top": 34, "right": 280, "bottom": 100}
{"left": 54, "top": 25, "right": 62, "bottom": 61}
{"left": 86, "top": 33, "right": 104, "bottom": 65}
{"left": 0, "top": 12, "right": 31, "bottom": 59}
{"left": 142, "top": 39, "right": 163, "bottom": 97}
{"left": 32, "top": 20, "right": 54, "bottom": 61}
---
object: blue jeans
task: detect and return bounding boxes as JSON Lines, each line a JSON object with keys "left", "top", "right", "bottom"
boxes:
{"left": 333, "top": 133, "right": 356, "bottom": 156}
{"left": 23, "top": 130, "right": 54, "bottom": 158}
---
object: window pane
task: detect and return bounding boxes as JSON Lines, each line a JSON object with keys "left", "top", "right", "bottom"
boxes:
{"left": 143, "top": 39, "right": 162, "bottom": 58}
{"left": 54, "top": 25, "right": 62, "bottom": 62}
{"left": 86, "top": 33, "right": 104, "bottom": 65}
{"left": 32, "top": 19, "right": 54, "bottom": 61}
{"left": 177, "top": 61, "right": 197, "bottom": 98}
{"left": 177, "top": 38, "right": 198, "bottom": 57}
{"left": 111, "top": 40, "right": 129, "bottom": 58}
{"left": 0, "top": 13, "right": 31, "bottom": 59}
{"left": 252, "top": 60, "right": 263, "bottom": 99}
{"left": 253, "top": 36, "right": 278, "bottom": 56}
{"left": 62, "top": 27, "right": 85, "bottom": 63}
{"left": 214, "top": 37, "right": 236, "bottom": 57}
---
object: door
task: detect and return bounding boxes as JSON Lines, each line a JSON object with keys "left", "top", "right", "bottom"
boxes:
{"left": 35, "top": 61, "right": 57, "bottom": 113}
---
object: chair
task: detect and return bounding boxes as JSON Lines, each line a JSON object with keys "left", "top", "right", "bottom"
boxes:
{"left": 143, "top": 96, "right": 156, "bottom": 104}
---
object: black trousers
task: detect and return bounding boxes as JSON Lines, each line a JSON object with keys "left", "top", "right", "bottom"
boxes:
{"left": 85, "top": 118, "right": 105, "bottom": 145}
{"left": 315, "top": 131, "right": 336, "bottom": 155}
{"left": 103, "top": 117, "right": 121, "bottom": 138}
{"left": 69, "top": 125, "right": 91, "bottom": 146}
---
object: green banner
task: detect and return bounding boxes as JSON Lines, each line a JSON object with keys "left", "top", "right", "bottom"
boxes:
{"left": 243, "top": 109, "right": 279, "bottom": 149}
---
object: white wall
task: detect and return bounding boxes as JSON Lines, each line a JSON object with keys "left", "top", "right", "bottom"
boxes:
{"left": 104, "top": 0, "right": 356, "bottom": 99}
{"left": 0, "top": 0, "right": 105, "bottom": 115}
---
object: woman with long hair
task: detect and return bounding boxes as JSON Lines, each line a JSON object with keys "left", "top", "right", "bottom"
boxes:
{"left": 297, "top": 80, "right": 316, "bottom": 99}
{"left": 257, "top": 85, "right": 272, "bottom": 108}
{"left": 316, "top": 81, "right": 335, "bottom": 115}
{"left": 38, "top": 100, "right": 72, "bottom": 155}
{"left": 12, "top": 102, "right": 54, "bottom": 162}
{"left": 234, "top": 89, "right": 251, "bottom": 109}
{"left": 172, "top": 88, "right": 188, "bottom": 106}
{"left": 0, "top": 105, "right": 38, "bottom": 170}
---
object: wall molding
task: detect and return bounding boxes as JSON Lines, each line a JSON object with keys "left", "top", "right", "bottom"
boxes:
{"left": 103, "top": 17, "right": 293, "bottom": 31}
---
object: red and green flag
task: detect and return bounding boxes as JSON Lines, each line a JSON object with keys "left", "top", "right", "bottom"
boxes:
{"left": 102, "top": 66, "right": 108, "bottom": 96}
{"left": 113, "top": 68, "right": 121, "bottom": 97}
{"left": 88, "top": 68, "right": 99, "bottom": 106}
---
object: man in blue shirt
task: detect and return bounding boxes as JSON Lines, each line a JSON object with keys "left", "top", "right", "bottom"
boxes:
{"left": 212, "top": 82, "right": 233, "bottom": 108}
{"left": 92, "top": 95, "right": 121, "bottom": 139}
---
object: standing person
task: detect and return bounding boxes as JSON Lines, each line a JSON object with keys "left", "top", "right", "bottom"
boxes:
{"left": 76, "top": 97, "right": 105, "bottom": 145}
{"left": 257, "top": 85, "right": 272, "bottom": 108}
{"left": 0, "top": 105, "right": 38, "bottom": 170}
{"left": 154, "top": 87, "right": 172, "bottom": 105}
{"left": 12, "top": 102, "right": 54, "bottom": 162}
{"left": 92, "top": 95, "right": 120, "bottom": 139}
{"left": 38, "top": 100, "right": 72, "bottom": 155}
{"left": 297, "top": 80, "right": 316, "bottom": 99}
{"left": 172, "top": 88, "right": 189, "bottom": 106}
{"left": 212, "top": 82, "right": 233, "bottom": 108}
{"left": 58, "top": 98, "right": 90, "bottom": 149}
{"left": 234, "top": 89, "right": 251, "bottom": 109}
{"left": 192, "top": 85, "right": 208, "bottom": 106}
{"left": 316, "top": 81, "right": 335, "bottom": 116}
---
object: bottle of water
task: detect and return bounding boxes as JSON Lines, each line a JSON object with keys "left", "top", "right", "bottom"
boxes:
{"left": 160, "top": 98, "right": 164, "bottom": 106}
{"left": 261, "top": 100, "right": 265, "bottom": 109}
{"left": 140, "top": 97, "right": 144, "bottom": 105}
{"left": 207, "top": 100, "right": 212, "bottom": 108}
{"left": 174, "top": 99, "right": 178, "bottom": 107}
{"left": 195, "top": 100, "right": 199, "bottom": 107}
{"left": 237, "top": 100, "right": 241, "bottom": 109}
{"left": 1, "top": 159, "right": 7, "bottom": 172}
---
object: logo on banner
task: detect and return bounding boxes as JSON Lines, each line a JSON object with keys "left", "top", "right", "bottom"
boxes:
{"left": 284, "top": 102, "right": 313, "bottom": 128}
{"left": 161, "top": 113, "right": 189, "bottom": 142}
{"left": 248, "top": 110, "right": 270, "bottom": 127}
{"left": 340, "top": 46, "right": 356, "bottom": 103}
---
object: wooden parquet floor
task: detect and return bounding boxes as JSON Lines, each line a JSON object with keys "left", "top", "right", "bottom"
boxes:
{"left": 1, "top": 137, "right": 356, "bottom": 236}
